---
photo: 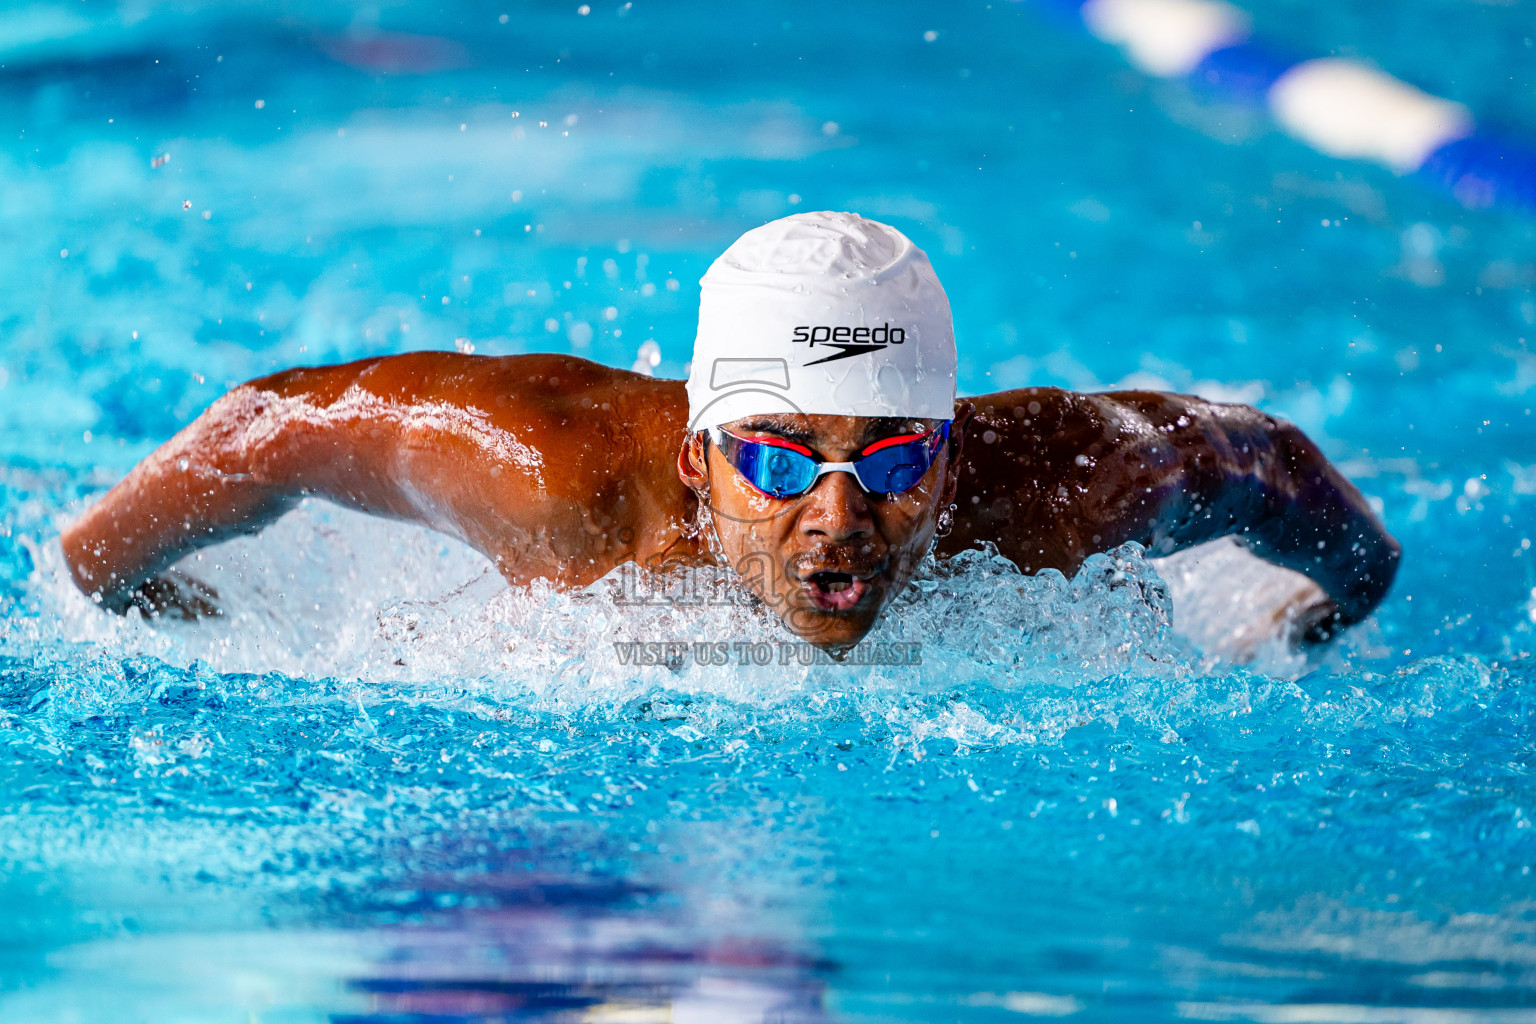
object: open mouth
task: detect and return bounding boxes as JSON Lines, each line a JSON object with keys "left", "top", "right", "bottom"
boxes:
{"left": 801, "top": 569, "right": 875, "bottom": 612}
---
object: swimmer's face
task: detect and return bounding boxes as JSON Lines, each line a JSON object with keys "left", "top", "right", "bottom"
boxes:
{"left": 678, "top": 411, "right": 967, "bottom": 653}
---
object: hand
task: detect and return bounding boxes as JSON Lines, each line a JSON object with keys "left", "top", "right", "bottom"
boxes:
{"left": 126, "top": 570, "right": 223, "bottom": 621}
{"left": 1289, "top": 592, "right": 1344, "bottom": 648}
{"left": 1252, "top": 577, "right": 1341, "bottom": 651}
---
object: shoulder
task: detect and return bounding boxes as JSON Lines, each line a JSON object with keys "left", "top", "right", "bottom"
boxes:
{"left": 954, "top": 387, "right": 1194, "bottom": 528}
{"left": 967, "top": 386, "right": 1273, "bottom": 452}
{"left": 353, "top": 352, "right": 676, "bottom": 406}
{"left": 962, "top": 387, "right": 1132, "bottom": 467}
{"left": 298, "top": 351, "right": 689, "bottom": 436}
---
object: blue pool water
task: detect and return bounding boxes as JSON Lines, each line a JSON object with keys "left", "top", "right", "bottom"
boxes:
{"left": 5, "top": 1, "right": 1536, "bottom": 1019}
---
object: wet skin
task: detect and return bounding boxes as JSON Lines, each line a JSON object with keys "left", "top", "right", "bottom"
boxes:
{"left": 675, "top": 413, "right": 963, "bottom": 650}
{"left": 60, "top": 352, "right": 1400, "bottom": 649}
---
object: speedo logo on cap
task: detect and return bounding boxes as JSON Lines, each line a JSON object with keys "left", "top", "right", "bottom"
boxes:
{"left": 791, "top": 324, "right": 906, "bottom": 366}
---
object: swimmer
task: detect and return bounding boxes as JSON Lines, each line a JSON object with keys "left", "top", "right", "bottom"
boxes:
{"left": 61, "top": 211, "right": 1400, "bottom": 652}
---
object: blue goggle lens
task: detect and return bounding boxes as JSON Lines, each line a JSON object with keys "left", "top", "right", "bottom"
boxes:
{"left": 856, "top": 439, "right": 934, "bottom": 493}
{"left": 740, "top": 442, "right": 818, "bottom": 498}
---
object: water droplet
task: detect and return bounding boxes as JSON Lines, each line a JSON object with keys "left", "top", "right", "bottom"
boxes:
{"left": 631, "top": 339, "right": 661, "bottom": 375}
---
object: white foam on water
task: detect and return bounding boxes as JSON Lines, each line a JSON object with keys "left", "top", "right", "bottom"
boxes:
{"left": 1153, "top": 537, "right": 1323, "bottom": 676}
{"left": 18, "top": 499, "right": 1338, "bottom": 706}
{"left": 23, "top": 504, "right": 1176, "bottom": 696}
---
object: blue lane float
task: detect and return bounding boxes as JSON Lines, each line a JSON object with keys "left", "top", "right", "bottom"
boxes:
{"left": 1025, "top": 0, "right": 1536, "bottom": 214}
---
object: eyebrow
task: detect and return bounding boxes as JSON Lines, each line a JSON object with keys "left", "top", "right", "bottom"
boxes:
{"left": 858, "top": 417, "right": 921, "bottom": 442}
{"left": 732, "top": 417, "right": 817, "bottom": 443}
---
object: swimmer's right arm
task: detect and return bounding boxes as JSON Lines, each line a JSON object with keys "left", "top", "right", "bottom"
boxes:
{"left": 61, "top": 357, "right": 422, "bottom": 612}
{"left": 60, "top": 352, "right": 690, "bottom": 614}
{"left": 60, "top": 398, "right": 282, "bottom": 614}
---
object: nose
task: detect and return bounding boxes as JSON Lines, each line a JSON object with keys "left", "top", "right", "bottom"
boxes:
{"left": 798, "top": 470, "right": 874, "bottom": 543}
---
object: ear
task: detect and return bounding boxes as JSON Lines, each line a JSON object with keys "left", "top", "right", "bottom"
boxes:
{"left": 940, "top": 402, "right": 973, "bottom": 510}
{"left": 677, "top": 431, "right": 710, "bottom": 493}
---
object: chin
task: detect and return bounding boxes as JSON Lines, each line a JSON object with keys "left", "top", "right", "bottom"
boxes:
{"left": 778, "top": 603, "right": 882, "bottom": 652}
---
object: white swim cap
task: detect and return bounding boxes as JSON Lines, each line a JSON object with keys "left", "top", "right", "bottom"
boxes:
{"left": 685, "top": 211, "right": 957, "bottom": 432}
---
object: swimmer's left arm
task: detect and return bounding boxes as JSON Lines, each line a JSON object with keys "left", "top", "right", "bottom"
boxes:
{"left": 950, "top": 389, "right": 1400, "bottom": 630}
{"left": 1187, "top": 400, "right": 1400, "bottom": 629}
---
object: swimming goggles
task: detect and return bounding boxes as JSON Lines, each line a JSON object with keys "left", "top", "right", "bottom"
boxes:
{"left": 706, "top": 421, "right": 951, "bottom": 499}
